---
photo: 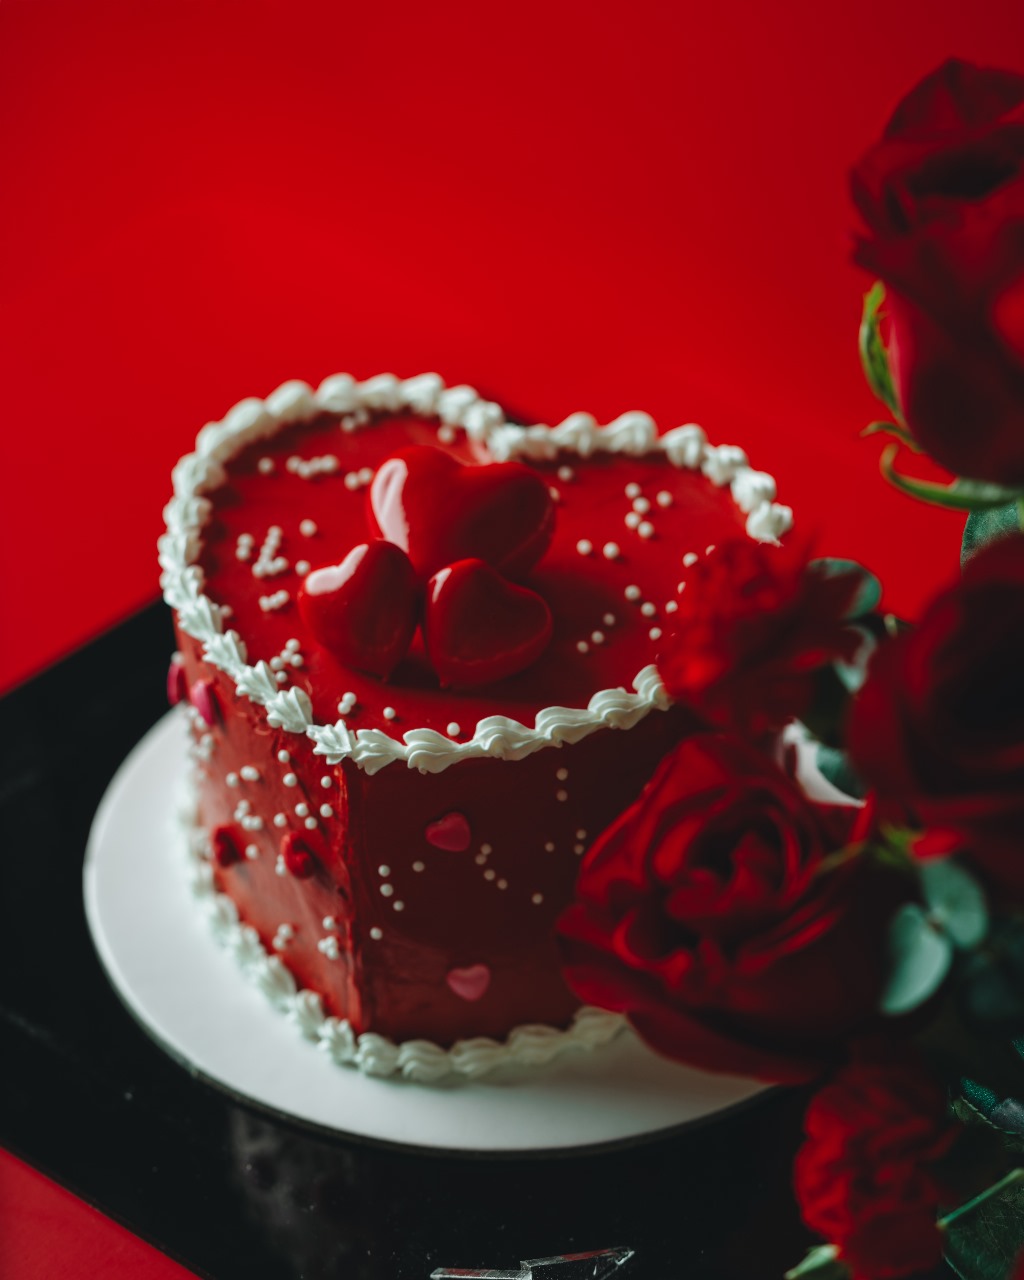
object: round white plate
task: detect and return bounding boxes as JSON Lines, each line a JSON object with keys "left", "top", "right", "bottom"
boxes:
{"left": 84, "top": 709, "right": 765, "bottom": 1153}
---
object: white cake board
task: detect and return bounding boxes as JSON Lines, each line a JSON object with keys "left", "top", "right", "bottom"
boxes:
{"left": 83, "top": 709, "right": 766, "bottom": 1154}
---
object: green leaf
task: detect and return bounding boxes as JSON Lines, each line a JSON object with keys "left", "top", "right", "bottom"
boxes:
{"left": 881, "top": 444, "right": 1024, "bottom": 512}
{"left": 861, "top": 419, "right": 922, "bottom": 452}
{"left": 881, "top": 903, "right": 953, "bottom": 1015}
{"left": 808, "top": 558, "right": 882, "bottom": 619}
{"left": 919, "top": 859, "right": 988, "bottom": 950}
{"left": 815, "top": 743, "right": 868, "bottom": 799}
{"left": 859, "top": 283, "right": 902, "bottom": 418}
{"left": 962, "top": 501, "right": 1024, "bottom": 566}
{"left": 785, "top": 1244, "right": 848, "bottom": 1280}
{"left": 832, "top": 626, "right": 876, "bottom": 695}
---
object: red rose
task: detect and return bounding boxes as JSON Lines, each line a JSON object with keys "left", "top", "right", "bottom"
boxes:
{"left": 657, "top": 540, "right": 861, "bottom": 736}
{"left": 847, "top": 535, "right": 1024, "bottom": 894}
{"left": 557, "top": 734, "right": 903, "bottom": 1084}
{"left": 794, "top": 1051, "right": 960, "bottom": 1279}
{"left": 851, "top": 58, "right": 1024, "bottom": 485}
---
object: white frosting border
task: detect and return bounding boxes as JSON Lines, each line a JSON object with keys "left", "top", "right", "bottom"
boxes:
{"left": 181, "top": 788, "right": 627, "bottom": 1083}
{"left": 159, "top": 372, "right": 793, "bottom": 774}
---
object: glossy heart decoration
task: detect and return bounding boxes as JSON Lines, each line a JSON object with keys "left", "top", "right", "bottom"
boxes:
{"left": 445, "top": 964, "right": 492, "bottom": 1002}
{"left": 367, "top": 446, "right": 555, "bottom": 580}
{"left": 425, "top": 811, "right": 472, "bottom": 851}
{"left": 424, "top": 558, "right": 553, "bottom": 688}
{"left": 297, "top": 541, "right": 419, "bottom": 678}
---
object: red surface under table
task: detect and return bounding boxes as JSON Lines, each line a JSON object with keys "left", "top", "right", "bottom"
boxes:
{"left": 1, "top": 0, "right": 1022, "bottom": 1274}
{"left": 0, "top": 1150, "right": 196, "bottom": 1280}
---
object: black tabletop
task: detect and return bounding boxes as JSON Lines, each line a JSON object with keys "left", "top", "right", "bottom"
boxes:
{"left": 0, "top": 603, "right": 817, "bottom": 1280}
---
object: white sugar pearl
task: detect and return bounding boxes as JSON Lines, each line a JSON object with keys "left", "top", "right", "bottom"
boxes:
{"left": 532, "top": 893, "right": 544, "bottom": 905}
{"left": 300, "top": 519, "right": 317, "bottom": 536}
{"left": 277, "top": 750, "right": 290, "bottom": 764}
{"left": 393, "top": 901, "right": 405, "bottom": 912}
{"left": 257, "top": 457, "right": 274, "bottom": 474}
{"left": 295, "top": 560, "right": 311, "bottom": 576}
{"left": 283, "top": 772, "right": 298, "bottom": 787}
{"left": 412, "top": 861, "right": 425, "bottom": 872}
{"left": 320, "top": 804, "right": 334, "bottom": 818}
{"left": 273, "top": 813, "right": 287, "bottom": 828}
{"left": 603, "top": 613, "right": 616, "bottom": 626}
{"left": 556, "top": 768, "right": 569, "bottom": 780}
{"left": 344, "top": 472, "right": 360, "bottom": 490}
{"left": 369, "top": 927, "right": 383, "bottom": 940}
{"left": 245, "top": 845, "right": 259, "bottom": 860}
{"left": 624, "top": 511, "right": 641, "bottom": 529}
{"left": 638, "top": 521, "right": 655, "bottom": 539}
{"left": 320, "top": 776, "right": 332, "bottom": 788}
{"left": 240, "top": 765, "right": 260, "bottom": 781}
{"left": 544, "top": 842, "right": 555, "bottom": 852}
{"left": 447, "top": 722, "right": 461, "bottom": 737}
{"left": 641, "top": 602, "right": 657, "bottom": 617}
{"left": 683, "top": 552, "right": 699, "bottom": 567}
{"left": 304, "top": 817, "right": 317, "bottom": 830}
{"left": 665, "top": 600, "right": 678, "bottom": 613}
{"left": 576, "top": 640, "right": 589, "bottom": 653}
{"left": 632, "top": 496, "right": 650, "bottom": 514}
{"left": 625, "top": 482, "right": 641, "bottom": 499}
{"left": 380, "top": 883, "right": 394, "bottom": 897}
{"left": 226, "top": 772, "right": 239, "bottom": 787}
{"left": 382, "top": 706, "right": 397, "bottom": 721}
{"left": 602, "top": 542, "right": 619, "bottom": 560}
{"left": 649, "top": 627, "right": 663, "bottom": 641}
{"left": 556, "top": 789, "right": 568, "bottom": 802}
{"left": 656, "top": 491, "right": 673, "bottom": 508}
{"left": 295, "top": 803, "right": 309, "bottom": 817}
{"left": 557, "top": 465, "right": 574, "bottom": 482}
{"left": 591, "top": 631, "right": 605, "bottom": 645}
{"left": 576, "top": 539, "right": 593, "bottom": 556}
{"left": 624, "top": 584, "right": 641, "bottom": 601}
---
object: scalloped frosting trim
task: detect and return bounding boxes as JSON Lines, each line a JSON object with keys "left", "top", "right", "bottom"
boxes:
{"left": 160, "top": 372, "right": 794, "bottom": 774}
{"left": 181, "top": 787, "right": 627, "bottom": 1083}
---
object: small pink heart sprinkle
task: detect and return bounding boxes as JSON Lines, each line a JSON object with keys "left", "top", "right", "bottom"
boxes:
{"left": 445, "top": 964, "right": 491, "bottom": 1002}
{"left": 190, "top": 678, "right": 219, "bottom": 727}
{"left": 425, "top": 811, "right": 471, "bottom": 852}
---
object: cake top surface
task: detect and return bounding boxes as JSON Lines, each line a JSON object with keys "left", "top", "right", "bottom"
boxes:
{"left": 161, "top": 374, "right": 792, "bottom": 773}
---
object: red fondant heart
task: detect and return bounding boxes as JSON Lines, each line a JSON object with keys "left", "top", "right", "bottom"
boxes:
{"left": 425, "top": 811, "right": 472, "bottom": 851}
{"left": 367, "top": 446, "right": 555, "bottom": 580}
{"left": 281, "top": 832, "right": 317, "bottom": 879}
{"left": 446, "top": 964, "right": 491, "bottom": 1002}
{"left": 212, "top": 825, "right": 242, "bottom": 868}
{"left": 423, "top": 558, "right": 553, "bottom": 688}
{"left": 297, "top": 541, "right": 419, "bottom": 678}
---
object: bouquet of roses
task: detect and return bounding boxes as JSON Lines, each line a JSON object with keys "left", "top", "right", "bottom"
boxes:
{"left": 557, "top": 58, "right": 1024, "bottom": 1280}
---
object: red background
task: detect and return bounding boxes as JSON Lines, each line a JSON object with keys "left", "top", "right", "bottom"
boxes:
{"left": 1, "top": 1, "right": 1022, "bottom": 697}
{"left": 1, "top": 6, "right": 1023, "bottom": 1274}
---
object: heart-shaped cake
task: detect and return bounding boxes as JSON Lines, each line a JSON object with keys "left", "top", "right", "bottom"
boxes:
{"left": 161, "top": 372, "right": 791, "bottom": 1079}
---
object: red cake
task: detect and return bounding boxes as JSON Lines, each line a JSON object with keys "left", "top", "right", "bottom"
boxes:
{"left": 160, "top": 373, "right": 792, "bottom": 1080}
